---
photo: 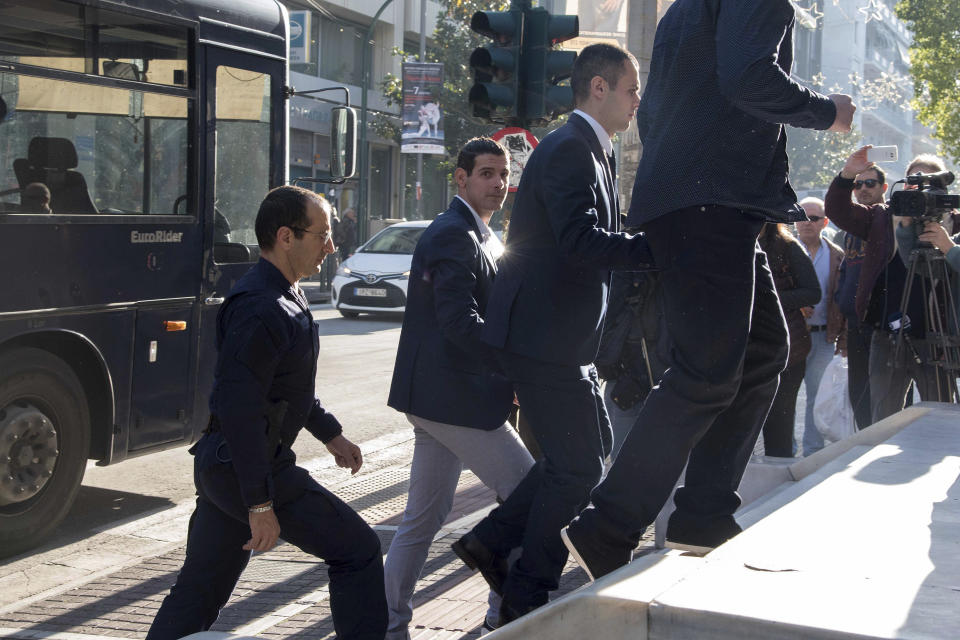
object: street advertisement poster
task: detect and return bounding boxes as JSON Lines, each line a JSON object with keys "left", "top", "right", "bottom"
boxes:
{"left": 491, "top": 127, "right": 538, "bottom": 193}
{"left": 558, "top": 0, "right": 628, "bottom": 51}
{"left": 288, "top": 11, "right": 312, "bottom": 64}
{"left": 401, "top": 62, "right": 445, "bottom": 155}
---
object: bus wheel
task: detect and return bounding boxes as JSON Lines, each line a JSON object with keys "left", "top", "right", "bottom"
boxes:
{"left": 0, "top": 348, "right": 90, "bottom": 558}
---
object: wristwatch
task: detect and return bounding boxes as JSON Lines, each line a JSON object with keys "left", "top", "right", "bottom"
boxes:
{"left": 248, "top": 502, "right": 273, "bottom": 514}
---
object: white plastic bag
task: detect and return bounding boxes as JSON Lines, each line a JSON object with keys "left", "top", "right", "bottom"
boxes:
{"left": 814, "top": 356, "right": 857, "bottom": 443}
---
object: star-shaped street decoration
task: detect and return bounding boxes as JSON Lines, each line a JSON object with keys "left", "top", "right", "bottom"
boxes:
{"left": 858, "top": 0, "right": 884, "bottom": 23}
{"left": 791, "top": 0, "right": 824, "bottom": 28}
{"left": 805, "top": 2, "right": 824, "bottom": 22}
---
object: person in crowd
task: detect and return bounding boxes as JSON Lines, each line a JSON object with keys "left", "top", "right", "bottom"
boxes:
{"left": 22, "top": 182, "right": 52, "bottom": 213}
{"left": 595, "top": 268, "right": 667, "bottom": 462}
{"left": 758, "top": 223, "right": 821, "bottom": 457}
{"left": 833, "top": 173, "right": 883, "bottom": 430}
{"left": 148, "top": 186, "right": 387, "bottom": 640}
{"left": 896, "top": 213, "right": 960, "bottom": 323}
{"left": 894, "top": 160, "right": 960, "bottom": 402}
{"left": 796, "top": 197, "right": 845, "bottom": 455}
{"left": 826, "top": 148, "right": 949, "bottom": 422}
{"left": 384, "top": 138, "right": 534, "bottom": 638}
{"left": 451, "top": 43, "right": 653, "bottom": 625}
{"left": 561, "top": 0, "right": 854, "bottom": 581}
{"left": 336, "top": 207, "right": 358, "bottom": 258}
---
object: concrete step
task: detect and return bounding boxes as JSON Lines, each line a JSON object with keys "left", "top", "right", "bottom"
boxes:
{"left": 490, "top": 402, "right": 960, "bottom": 639}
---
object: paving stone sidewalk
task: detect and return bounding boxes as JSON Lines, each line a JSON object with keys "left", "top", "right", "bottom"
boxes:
{"left": 0, "top": 437, "right": 654, "bottom": 640}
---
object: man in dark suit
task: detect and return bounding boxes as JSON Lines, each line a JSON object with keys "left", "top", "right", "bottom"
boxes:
{"left": 562, "top": 0, "right": 855, "bottom": 581}
{"left": 451, "top": 44, "right": 653, "bottom": 623}
{"left": 384, "top": 138, "right": 535, "bottom": 639}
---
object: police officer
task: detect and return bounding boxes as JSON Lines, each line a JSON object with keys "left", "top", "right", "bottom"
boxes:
{"left": 148, "top": 186, "right": 387, "bottom": 640}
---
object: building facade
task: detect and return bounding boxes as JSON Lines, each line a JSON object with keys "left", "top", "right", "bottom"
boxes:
{"left": 794, "top": 0, "right": 937, "bottom": 181}
{"left": 281, "top": 0, "right": 447, "bottom": 232}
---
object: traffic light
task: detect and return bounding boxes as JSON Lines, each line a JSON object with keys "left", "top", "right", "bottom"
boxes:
{"left": 522, "top": 8, "right": 578, "bottom": 127}
{"left": 468, "top": 10, "right": 523, "bottom": 124}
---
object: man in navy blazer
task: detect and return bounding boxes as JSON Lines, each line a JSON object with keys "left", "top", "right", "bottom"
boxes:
{"left": 562, "top": 0, "right": 855, "bottom": 582}
{"left": 453, "top": 44, "right": 653, "bottom": 623}
{"left": 385, "top": 138, "right": 534, "bottom": 638}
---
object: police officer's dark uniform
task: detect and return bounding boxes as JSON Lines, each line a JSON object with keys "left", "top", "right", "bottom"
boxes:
{"left": 148, "top": 258, "right": 387, "bottom": 640}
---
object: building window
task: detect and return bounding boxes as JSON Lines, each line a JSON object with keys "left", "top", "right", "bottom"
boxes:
{"left": 319, "top": 16, "right": 365, "bottom": 87}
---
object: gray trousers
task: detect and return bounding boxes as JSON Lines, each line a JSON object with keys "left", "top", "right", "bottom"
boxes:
{"left": 383, "top": 414, "right": 535, "bottom": 640}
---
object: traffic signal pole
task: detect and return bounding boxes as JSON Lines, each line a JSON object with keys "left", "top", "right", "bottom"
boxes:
{"left": 416, "top": 0, "right": 426, "bottom": 220}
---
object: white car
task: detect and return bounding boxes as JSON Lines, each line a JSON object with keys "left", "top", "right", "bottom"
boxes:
{"left": 331, "top": 220, "right": 430, "bottom": 318}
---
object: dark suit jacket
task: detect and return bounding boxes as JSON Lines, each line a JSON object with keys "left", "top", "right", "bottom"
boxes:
{"left": 481, "top": 113, "right": 653, "bottom": 365}
{"left": 388, "top": 198, "right": 513, "bottom": 430}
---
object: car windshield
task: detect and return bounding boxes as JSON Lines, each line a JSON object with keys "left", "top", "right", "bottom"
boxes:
{"left": 360, "top": 226, "right": 425, "bottom": 254}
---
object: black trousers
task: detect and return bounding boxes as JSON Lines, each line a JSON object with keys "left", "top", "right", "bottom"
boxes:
{"left": 583, "top": 206, "right": 788, "bottom": 548}
{"left": 762, "top": 360, "right": 806, "bottom": 457}
{"left": 147, "top": 441, "right": 387, "bottom": 640}
{"left": 473, "top": 355, "right": 611, "bottom": 609}
{"left": 845, "top": 316, "right": 873, "bottom": 430}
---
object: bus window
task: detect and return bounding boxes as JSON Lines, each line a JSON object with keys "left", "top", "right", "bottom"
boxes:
{"left": 0, "top": 0, "right": 189, "bottom": 88}
{"left": 0, "top": 72, "right": 189, "bottom": 215}
{"left": 214, "top": 66, "right": 270, "bottom": 262}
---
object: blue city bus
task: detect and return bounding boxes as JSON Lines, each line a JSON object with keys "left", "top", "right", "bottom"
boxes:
{"left": 0, "top": 0, "right": 354, "bottom": 556}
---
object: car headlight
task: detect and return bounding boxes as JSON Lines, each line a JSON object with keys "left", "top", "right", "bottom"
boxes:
{"left": 402, "top": 270, "right": 410, "bottom": 277}
{"left": 336, "top": 265, "right": 352, "bottom": 277}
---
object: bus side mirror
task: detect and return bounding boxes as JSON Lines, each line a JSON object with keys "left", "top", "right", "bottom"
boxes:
{"left": 331, "top": 106, "right": 356, "bottom": 180}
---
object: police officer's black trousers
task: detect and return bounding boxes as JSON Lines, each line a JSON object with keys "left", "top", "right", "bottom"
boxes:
{"left": 147, "top": 455, "right": 387, "bottom": 640}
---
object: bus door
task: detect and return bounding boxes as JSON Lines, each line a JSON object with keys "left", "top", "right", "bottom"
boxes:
{"left": 196, "top": 45, "right": 285, "bottom": 412}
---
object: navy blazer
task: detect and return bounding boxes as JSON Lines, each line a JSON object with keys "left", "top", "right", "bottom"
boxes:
{"left": 481, "top": 113, "right": 653, "bottom": 365}
{"left": 388, "top": 198, "right": 513, "bottom": 430}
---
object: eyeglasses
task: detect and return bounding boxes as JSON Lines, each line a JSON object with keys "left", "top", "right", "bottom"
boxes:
{"left": 853, "top": 179, "right": 880, "bottom": 189}
{"left": 289, "top": 226, "right": 333, "bottom": 243}
{"left": 804, "top": 215, "right": 825, "bottom": 222}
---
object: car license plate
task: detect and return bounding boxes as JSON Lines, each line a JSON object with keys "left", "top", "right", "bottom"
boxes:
{"left": 355, "top": 287, "right": 387, "bottom": 297}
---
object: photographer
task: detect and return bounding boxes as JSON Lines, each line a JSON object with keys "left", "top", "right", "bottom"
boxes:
{"left": 825, "top": 147, "right": 945, "bottom": 422}
{"left": 895, "top": 167, "right": 960, "bottom": 354}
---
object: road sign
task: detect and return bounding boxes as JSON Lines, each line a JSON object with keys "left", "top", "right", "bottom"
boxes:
{"left": 492, "top": 127, "right": 538, "bottom": 192}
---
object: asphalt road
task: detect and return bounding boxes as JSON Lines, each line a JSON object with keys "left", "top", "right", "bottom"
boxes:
{"left": 16, "top": 306, "right": 407, "bottom": 559}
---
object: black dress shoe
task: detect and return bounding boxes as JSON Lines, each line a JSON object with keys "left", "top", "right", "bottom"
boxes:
{"left": 665, "top": 512, "right": 741, "bottom": 555}
{"left": 561, "top": 520, "right": 631, "bottom": 581}
{"left": 452, "top": 531, "right": 508, "bottom": 596}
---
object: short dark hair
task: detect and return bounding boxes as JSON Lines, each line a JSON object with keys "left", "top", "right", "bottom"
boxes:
{"left": 859, "top": 165, "right": 886, "bottom": 185}
{"left": 456, "top": 137, "right": 508, "bottom": 175}
{"left": 571, "top": 43, "right": 637, "bottom": 106}
{"left": 255, "top": 185, "right": 326, "bottom": 250}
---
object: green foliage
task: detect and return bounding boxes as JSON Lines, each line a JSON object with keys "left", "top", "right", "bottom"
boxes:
{"left": 786, "top": 125, "right": 861, "bottom": 192}
{"left": 896, "top": 0, "right": 960, "bottom": 163}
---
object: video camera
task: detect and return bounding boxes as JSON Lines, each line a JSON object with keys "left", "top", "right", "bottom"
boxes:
{"left": 889, "top": 170, "right": 960, "bottom": 221}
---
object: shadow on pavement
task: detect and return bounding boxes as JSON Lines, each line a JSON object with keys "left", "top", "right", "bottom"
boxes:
{"left": 2, "top": 486, "right": 174, "bottom": 562}
{"left": 315, "top": 314, "right": 403, "bottom": 337}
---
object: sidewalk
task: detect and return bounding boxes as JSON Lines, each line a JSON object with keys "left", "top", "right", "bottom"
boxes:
{"left": 0, "top": 431, "right": 645, "bottom": 640}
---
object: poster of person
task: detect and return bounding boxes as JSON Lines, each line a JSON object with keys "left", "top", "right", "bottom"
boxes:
{"left": 401, "top": 62, "right": 445, "bottom": 155}
{"left": 559, "top": 0, "right": 628, "bottom": 50}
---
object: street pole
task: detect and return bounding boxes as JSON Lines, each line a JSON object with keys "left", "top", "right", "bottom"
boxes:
{"left": 416, "top": 0, "right": 426, "bottom": 220}
{"left": 358, "top": 0, "right": 396, "bottom": 244}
